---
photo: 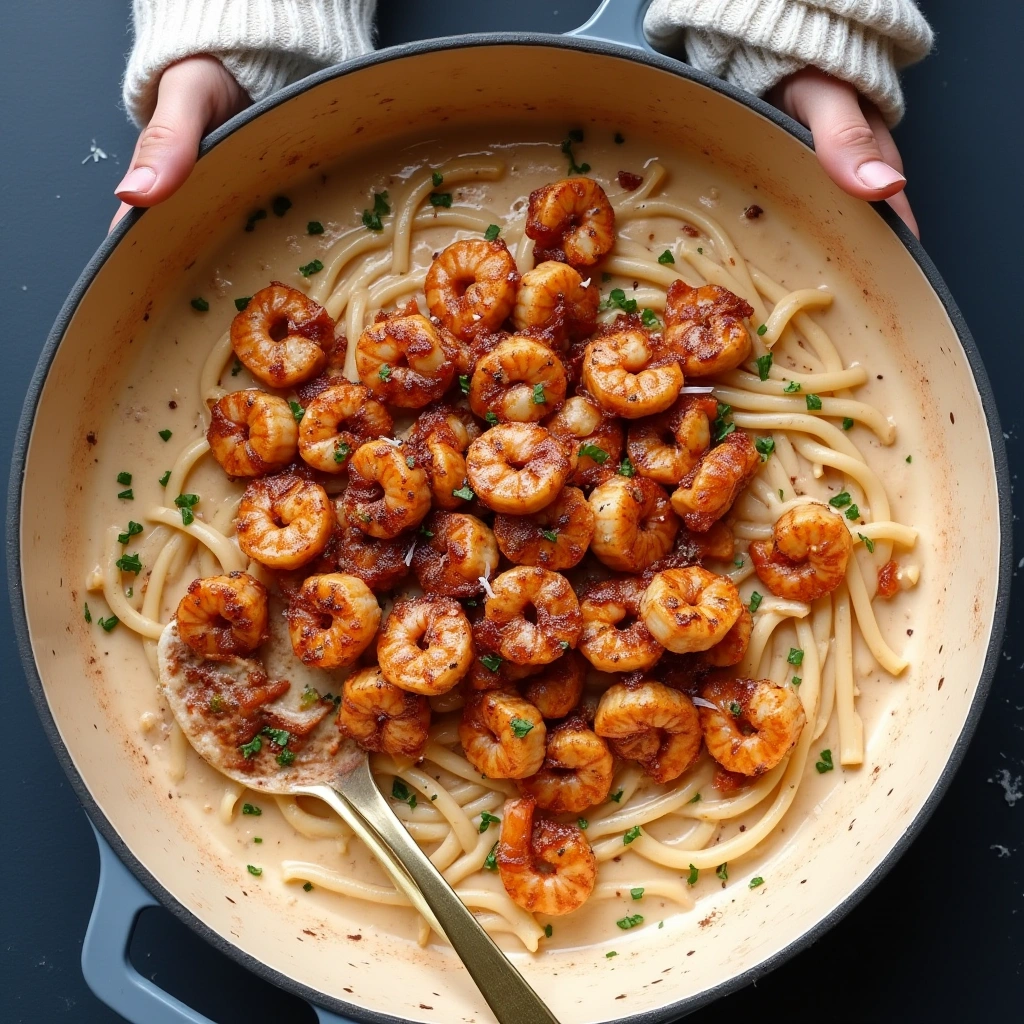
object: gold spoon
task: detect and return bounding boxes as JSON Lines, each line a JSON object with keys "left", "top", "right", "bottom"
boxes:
{"left": 157, "top": 622, "right": 558, "bottom": 1024}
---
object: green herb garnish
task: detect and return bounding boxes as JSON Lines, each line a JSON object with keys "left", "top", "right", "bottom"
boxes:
{"left": 246, "top": 864, "right": 262, "bottom": 876}
{"left": 641, "top": 307, "right": 660, "bottom": 329}
{"left": 299, "top": 258, "right": 323, "bottom": 277}
{"left": 429, "top": 193, "right": 453, "bottom": 208}
{"left": 618, "top": 456, "right": 635, "bottom": 478}
{"left": 858, "top": 533, "right": 875, "bottom": 553}
{"left": 532, "top": 383, "right": 546, "bottom": 405}
{"left": 362, "top": 191, "right": 390, "bottom": 231}
{"left": 117, "top": 520, "right": 143, "bottom": 544}
{"left": 158, "top": 429, "right": 172, "bottom": 442}
{"left": 630, "top": 887, "right": 644, "bottom": 900}
{"left": 805, "top": 393, "right": 823, "bottom": 411}
{"left": 378, "top": 364, "right": 392, "bottom": 382}
{"left": 716, "top": 863, "right": 728, "bottom": 881}
{"left": 616, "top": 914, "right": 643, "bottom": 930}
{"left": 842, "top": 417, "right": 855, "bottom": 430}
{"left": 784, "top": 380, "right": 801, "bottom": 393}
{"left": 307, "top": 221, "right": 324, "bottom": 235}
{"left": 459, "top": 374, "right": 470, "bottom": 395}
{"left": 452, "top": 484, "right": 475, "bottom": 501}
{"left": 115, "top": 553, "right": 142, "bottom": 574}
{"left": 271, "top": 195, "right": 292, "bottom": 216}
{"left": 749, "top": 876, "right": 765, "bottom": 889}
{"left": 117, "top": 488, "right": 134, "bottom": 500}
{"left": 288, "top": 399, "right": 304, "bottom": 423}
{"left": 510, "top": 717, "right": 534, "bottom": 739}
{"left": 240, "top": 736, "right": 262, "bottom": 759}
{"left": 623, "top": 826, "right": 641, "bottom": 845}
{"left": 579, "top": 442, "right": 609, "bottom": 464}
{"left": 158, "top": 471, "right": 171, "bottom": 487}
{"left": 190, "top": 297, "right": 209, "bottom": 312}
{"left": 84, "top": 603, "right": 92, "bottom": 623}
{"left": 787, "top": 647, "right": 804, "bottom": 666}
{"left": 577, "top": 817, "right": 589, "bottom": 830}
{"left": 303, "top": 882, "right": 313, "bottom": 891}
{"left": 829, "top": 491, "right": 852, "bottom": 508}
{"left": 657, "top": 250, "right": 675, "bottom": 264}
{"left": 432, "top": 171, "right": 444, "bottom": 186}
{"left": 561, "top": 135, "right": 590, "bottom": 176}
{"left": 756, "top": 352, "right": 773, "bottom": 380}
{"left": 484, "top": 224, "right": 500, "bottom": 241}
{"left": 756, "top": 324, "right": 767, "bottom": 336}
{"left": 609, "top": 789, "right": 623, "bottom": 803}
{"left": 845, "top": 504, "right": 861, "bottom": 521}
{"left": 748, "top": 591, "right": 762, "bottom": 613}
{"left": 391, "top": 779, "right": 417, "bottom": 809}
{"left": 116, "top": 471, "right": 132, "bottom": 486}
{"left": 480, "top": 653, "right": 502, "bottom": 673}
{"left": 484, "top": 843, "right": 498, "bottom": 871}
{"left": 242, "top": 803, "right": 262, "bottom": 816}
{"left": 687, "top": 864, "right": 699, "bottom": 885}
{"left": 541, "top": 529, "right": 558, "bottom": 542}
{"left": 712, "top": 401, "right": 735, "bottom": 443}
{"left": 333, "top": 440, "right": 351, "bottom": 464}
{"left": 98, "top": 615, "right": 118, "bottom": 632}
{"left": 754, "top": 436, "right": 775, "bottom": 461}
{"left": 816, "top": 749, "right": 834, "bottom": 773}
{"left": 479, "top": 811, "right": 501, "bottom": 833}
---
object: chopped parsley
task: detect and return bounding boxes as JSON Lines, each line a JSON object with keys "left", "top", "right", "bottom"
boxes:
{"left": 158, "top": 429, "right": 172, "bottom": 441}
{"left": 244, "top": 208, "right": 267, "bottom": 232}
{"left": 300, "top": 685, "right": 321, "bottom": 709}
{"left": 749, "top": 876, "right": 765, "bottom": 889}
{"left": 419, "top": 524, "right": 434, "bottom": 539}
{"left": 616, "top": 914, "right": 643, "bottom": 930}
{"left": 190, "top": 297, "right": 209, "bottom": 312}
{"left": 115, "top": 553, "right": 142, "bottom": 574}
{"left": 158, "top": 471, "right": 171, "bottom": 487}
{"left": 561, "top": 135, "right": 590, "bottom": 176}
{"left": 485, "top": 411, "right": 499, "bottom": 426}
{"left": 687, "top": 864, "right": 699, "bottom": 885}
{"left": 716, "top": 863, "right": 728, "bottom": 881}
{"left": 748, "top": 591, "right": 762, "bottom": 613}
{"left": 787, "top": 647, "right": 804, "bottom": 666}
{"left": 271, "top": 195, "right": 292, "bottom": 216}
{"left": 544, "top": 924, "right": 553, "bottom": 938}
{"left": 600, "top": 287, "right": 637, "bottom": 314}
{"left": 657, "top": 250, "right": 675, "bottom": 264}
{"left": 792, "top": 676, "right": 802, "bottom": 687}
{"left": 289, "top": 399, "right": 304, "bottom": 423}
{"left": 641, "top": 307, "right": 660, "bottom": 329}
{"left": 117, "top": 488, "right": 134, "bottom": 500}
{"left": 712, "top": 402, "right": 735, "bottom": 443}
{"left": 459, "top": 374, "right": 470, "bottom": 395}
{"left": 623, "top": 826, "right": 641, "bottom": 845}
{"left": 784, "top": 380, "right": 801, "bottom": 393}
{"left": 845, "top": 504, "right": 861, "bottom": 521}
{"left": 83, "top": 603, "right": 92, "bottom": 623}
{"left": 307, "top": 221, "right": 324, "bottom": 235}
{"left": 906, "top": 454, "right": 913, "bottom": 463}
{"left": 729, "top": 701, "right": 742, "bottom": 716}
{"left": 617, "top": 456, "right": 635, "bottom": 478}
{"left": 829, "top": 491, "right": 852, "bottom": 508}
{"left": 253, "top": 837, "right": 262, "bottom": 844}
{"left": 299, "top": 258, "right": 324, "bottom": 277}
{"left": 175, "top": 492, "right": 200, "bottom": 526}
{"left": 859, "top": 533, "right": 875, "bottom": 553}
{"left": 432, "top": 171, "right": 444, "bottom": 187}
{"left": 606, "top": 950, "right": 618, "bottom": 959}
{"left": 577, "top": 817, "right": 589, "bottom": 830}
{"left": 805, "top": 393, "right": 823, "bottom": 411}
{"left": 116, "top": 471, "right": 132, "bottom": 486}
{"left": 483, "top": 843, "right": 498, "bottom": 871}
{"left": 429, "top": 192, "right": 453, "bottom": 208}
{"left": 117, "top": 520, "right": 143, "bottom": 544}
{"left": 609, "top": 789, "right": 623, "bottom": 803}
{"left": 630, "top": 887, "right": 644, "bottom": 900}
{"left": 532, "top": 382, "right": 547, "bottom": 405}
{"left": 559, "top": 639, "right": 570, "bottom": 650}
{"left": 734, "top": 557, "right": 744, "bottom": 568}
{"left": 262, "top": 726, "right": 290, "bottom": 747}
{"left": 98, "top": 615, "right": 118, "bottom": 632}
{"left": 378, "top": 363, "right": 393, "bottom": 382}
{"left": 452, "top": 484, "right": 475, "bottom": 501}
{"left": 479, "top": 811, "right": 501, "bottom": 833}
{"left": 333, "top": 440, "right": 351, "bottom": 464}
{"left": 234, "top": 297, "right": 251, "bottom": 312}
{"left": 362, "top": 190, "right": 391, "bottom": 231}
{"left": 754, "top": 436, "right": 775, "bottom": 461}
{"left": 689, "top": 793, "right": 701, "bottom": 804}
{"left": 509, "top": 717, "right": 535, "bottom": 739}
{"left": 240, "top": 736, "right": 262, "bottom": 759}
{"left": 697, "top": 246, "right": 703, "bottom": 254}
{"left": 842, "top": 417, "right": 855, "bottom": 430}
{"left": 303, "top": 882, "right": 314, "bottom": 891}
{"left": 276, "top": 749, "right": 296, "bottom": 768}
{"left": 484, "top": 224, "right": 501, "bottom": 241}
{"left": 246, "top": 864, "right": 262, "bottom": 877}
{"left": 755, "top": 352, "right": 773, "bottom": 380}
{"left": 579, "top": 442, "right": 609, "bottom": 464}
{"left": 815, "top": 749, "right": 834, "bottom": 773}
{"left": 231, "top": 359, "right": 242, "bottom": 375}
{"left": 242, "top": 803, "right": 262, "bottom": 816}
{"left": 541, "top": 529, "right": 558, "bottom": 542}
{"left": 756, "top": 324, "right": 768, "bottom": 336}
{"left": 391, "top": 779, "right": 417, "bottom": 809}
{"left": 480, "top": 653, "right": 502, "bottom": 673}
{"left": 208, "top": 694, "right": 224, "bottom": 713}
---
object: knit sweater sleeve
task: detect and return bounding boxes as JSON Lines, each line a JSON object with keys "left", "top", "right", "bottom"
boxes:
{"left": 123, "top": 0, "right": 377, "bottom": 126}
{"left": 643, "top": 0, "right": 933, "bottom": 125}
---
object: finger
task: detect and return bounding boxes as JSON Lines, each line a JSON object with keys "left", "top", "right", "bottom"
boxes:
{"left": 862, "top": 103, "right": 920, "bottom": 238}
{"left": 780, "top": 72, "right": 907, "bottom": 201}
{"left": 108, "top": 202, "right": 134, "bottom": 234}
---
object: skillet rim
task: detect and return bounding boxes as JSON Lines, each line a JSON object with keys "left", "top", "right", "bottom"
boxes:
{"left": 6, "top": 31, "right": 1012, "bottom": 1024}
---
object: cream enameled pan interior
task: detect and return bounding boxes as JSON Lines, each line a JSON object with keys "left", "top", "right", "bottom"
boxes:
{"left": 20, "top": 43, "right": 1001, "bottom": 1024}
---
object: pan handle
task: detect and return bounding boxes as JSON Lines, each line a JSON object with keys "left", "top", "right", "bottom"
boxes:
{"left": 83, "top": 827, "right": 357, "bottom": 1024}
{"left": 566, "top": 0, "right": 656, "bottom": 50}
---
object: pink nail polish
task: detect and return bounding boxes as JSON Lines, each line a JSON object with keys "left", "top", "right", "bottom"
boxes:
{"left": 114, "top": 166, "right": 156, "bottom": 196}
{"left": 856, "top": 160, "right": 906, "bottom": 191}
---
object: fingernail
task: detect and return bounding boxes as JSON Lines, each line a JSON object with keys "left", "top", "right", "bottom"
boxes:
{"left": 114, "top": 166, "right": 156, "bottom": 196}
{"left": 856, "top": 160, "right": 906, "bottom": 191}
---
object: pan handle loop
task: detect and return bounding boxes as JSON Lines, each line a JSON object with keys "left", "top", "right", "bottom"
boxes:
{"left": 566, "top": 0, "right": 656, "bottom": 50}
{"left": 83, "top": 827, "right": 358, "bottom": 1024}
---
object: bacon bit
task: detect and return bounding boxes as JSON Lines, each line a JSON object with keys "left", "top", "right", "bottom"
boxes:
{"left": 743, "top": 204, "right": 764, "bottom": 220}
{"left": 617, "top": 170, "right": 643, "bottom": 191}
{"left": 681, "top": 224, "right": 699, "bottom": 238}
{"left": 713, "top": 767, "right": 750, "bottom": 793}
{"left": 877, "top": 560, "right": 899, "bottom": 598}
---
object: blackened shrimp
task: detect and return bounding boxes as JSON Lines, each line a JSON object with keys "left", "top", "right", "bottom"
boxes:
{"left": 525, "top": 176, "right": 615, "bottom": 267}
{"left": 589, "top": 475, "right": 679, "bottom": 573}
{"left": 671, "top": 430, "right": 760, "bottom": 532}
{"left": 578, "top": 576, "right": 662, "bottom": 673}
{"left": 236, "top": 473, "right": 335, "bottom": 570}
{"left": 518, "top": 718, "right": 614, "bottom": 813}
{"left": 459, "top": 691, "right": 546, "bottom": 779}
{"left": 582, "top": 326, "right": 683, "bottom": 419}
{"left": 316, "top": 513, "right": 411, "bottom": 592}
{"left": 639, "top": 566, "right": 743, "bottom": 654}
{"left": 626, "top": 395, "right": 718, "bottom": 486}
{"left": 297, "top": 382, "right": 392, "bottom": 473}
{"left": 469, "top": 336, "right": 567, "bottom": 423}
{"left": 406, "top": 405, "right": 480, "bottom": 511}
{"left": 492, "top": 486, "right": 594, "bottom": 570}
{"left": 663, "top": 281, "right": 754, "bottom": 377}
{"left": 411, "top": 511, "right": 499, "bottom": 599}
{"left": 175, "top": 572, "right": 269, "bottom": 661}
{"left": 512, "top": 260, "right": 599, "bottom": 340}
{"left": 702, "top": 606, "right": 752, "bottom": 668}
{"left": 520, "top": 651, "right": 586, "bottom": 719}
{"left": 207, "top": 390, "right": 298, "bottom": 478}
{"left": 231, "top": 283, "right": 334, "bottom": 388}
{"left": 338, "top": 666, "right": 431, "bottom": 760}
{"left": 287, "top": 572, "right": 380, "bottom": 669}
{"left": 341, "top": 440, "right": 431, "bottom": 538}
{"left": 544, "top": 395, "right": 624, "bottom": 488}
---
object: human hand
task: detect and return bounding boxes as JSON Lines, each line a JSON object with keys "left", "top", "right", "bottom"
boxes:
{"left": 111, "top": 55, "right": 249, "bottom": 231}
{"left": 769, "top": 67, "right": 918, "bottom": 238}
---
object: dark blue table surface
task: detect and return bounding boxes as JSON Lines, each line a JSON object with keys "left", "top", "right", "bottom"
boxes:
{"left": 3, "top": 2, "right": 1022, "bottom": 1022}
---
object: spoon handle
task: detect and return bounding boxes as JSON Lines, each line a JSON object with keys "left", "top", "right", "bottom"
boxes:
{"left": 301, "top": 763, "right": 559, "bottom": 1024}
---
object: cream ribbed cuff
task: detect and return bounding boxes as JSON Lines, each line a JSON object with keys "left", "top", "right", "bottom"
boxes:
{"left": 644, "top": 0, "right": 934, "bottom": 125}
{"left": 123, "top": 0, "right": 377, "bottom": 126}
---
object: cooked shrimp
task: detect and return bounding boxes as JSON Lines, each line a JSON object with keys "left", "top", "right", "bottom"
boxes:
{"left": 469, "top": 336, "right": 567, "bottom": 423}
{"left": 231, "top": 282, "right": 334, "bottom": 388}
{"left": 236, "top": 473, "right": 335, "bottom": 570}
{"left": 520, "top": 651, "right": 586, "bottom": 719}
{"left": 698, "top": 674, "right": 805, "bottom": 776}
{"left": 544, "top": 395, "right": 625, "bottom": 488}
{"left": 626, "top": 395, "right": 718, "bottom": 486}
{"left": 338, "top": 666, "right": 431, "bottom": 759}
{"left": 175, "top": 572, "right": 269, "bottom": 661}
{"left": 207, "top": 390, "right": 298, "bottom": 478}
{"left": 582, "top": 326, "right": 683, "bottom": 419}
{"left": 589, "top": 475, "right": 679, "bottom": 573}
{"left": 341, "top": 440, "right": 431, "bottom": 538}
{"left": 496, "top": 796, "right": 597, "bottom": 915}
{"left": 424, "top": 238, "right": 519, "bottom": 341}
{"left": 466, "top": 423, "right": 572, "bottom": 514}
{"left": 467, "top": 656, "right": 539, "bottom": 693}
{"left": 355, "top": 306, "right": 454, "bottom": 408}
{"left": 492, "top": 486, "right": 594, "bottom": 570}
{"left": 512, "top": 260, "right": 599, "bottom": 339}
{"left": 411, "top": 511, "right": 499, "bottom": 599}
{"left": 702, "top": 606, "right": 752, "bottom": 668}
{"left": 663, "top": 281, "right": 754, "bottom": 377}
{"left": 525, "top": 177, "right": 615, "bottom": 267}
{"left": 407, "top": 406, "right": 480, "bottom": 511}
{"left": 376, "top": 596, "right": 474, "bottom": 696}
{"left": 518, "top": 718, "right": 614, "bottom": 813}
{"left": 297, "top": 382, "right": 392, "bottom": 473}
{"left": 671, "top": 430, "right": 760, "bottom": 532}
{"left": 317, "top": 515, "right": 411, "bottom": 592}
{"left": 578, "top": 576, "right": 662, "bottom": 673}
{"left": 475, "top": 566, "right": 583, "bottom": 666}
{"left": 639, "top": 566, "right": 743, "bottom": 654}
{"left": 287, "top": 572, "right": 380, "bottom": 669}
{"left": 749, "top": 501, "right": 853, "bottom": 601}
{"left": 594, "top": 680, "right": 702, "bottom": 784}
{"left": 459, "top": 691, "right": 547, "bottom": 779}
